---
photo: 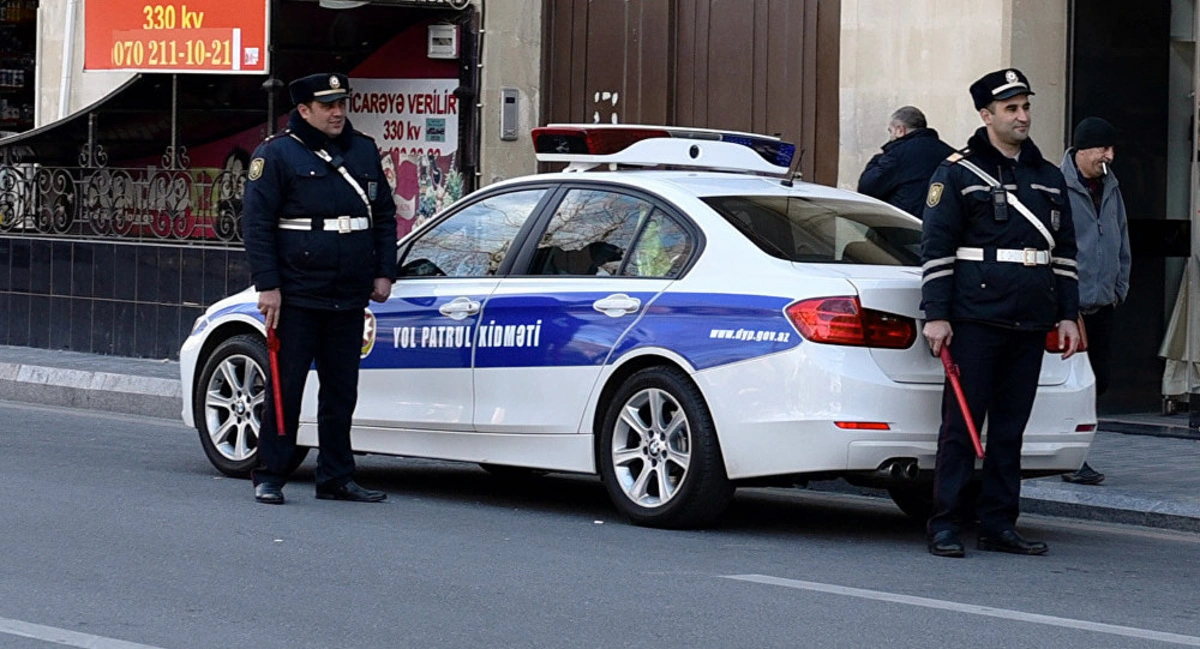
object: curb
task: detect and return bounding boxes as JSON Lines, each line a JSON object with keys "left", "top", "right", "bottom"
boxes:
{"left": 0, "top": 361, "right": 182, "bottom": 420}
{"left": 1021, "top": 482, "right": 1200, "bottom": 533}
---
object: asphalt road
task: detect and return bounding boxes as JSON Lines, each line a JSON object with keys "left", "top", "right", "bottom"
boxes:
{"left": 1, "top": 400, "right": 1198, "bottom": 649}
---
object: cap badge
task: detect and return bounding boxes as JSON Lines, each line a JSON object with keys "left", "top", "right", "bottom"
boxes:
{"left": 329, "top": 75, "right": 341, "bottom": 89}
{"left": 1005, "top": 70, "right": 1018, "bottom": 83}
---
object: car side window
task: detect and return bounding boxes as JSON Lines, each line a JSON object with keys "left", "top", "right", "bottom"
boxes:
{"left": 623, "top": 210, "right": 693, "bottom": 278}
{"left": 529, "top": 189, "right": 649, "bottom": 276}
{"left": 398, "top": 189, "right": 547, "bottom": 278}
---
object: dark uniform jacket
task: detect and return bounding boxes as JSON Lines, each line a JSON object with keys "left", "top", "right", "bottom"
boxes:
{"left": 243, "top": 111, "right": 398, "bottom": 311}
{"left": 857, "top": 128, "right": 955, "bottom": 217}
{"left": 920, "top": 127, "right": 1079, "bottom": 330}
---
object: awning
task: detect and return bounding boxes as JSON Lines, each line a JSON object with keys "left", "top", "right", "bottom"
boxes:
{"left": 0, "top": 73, "right": 280, "bottom": 167}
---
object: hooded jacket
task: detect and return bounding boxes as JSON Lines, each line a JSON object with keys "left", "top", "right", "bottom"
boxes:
{"left": 1059, "top": 150, "right": 1131, "bottom": 311}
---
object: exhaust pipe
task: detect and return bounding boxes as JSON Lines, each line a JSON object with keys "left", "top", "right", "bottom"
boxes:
{"left": 880, "top": 459, "right": 919, "bottom": 481}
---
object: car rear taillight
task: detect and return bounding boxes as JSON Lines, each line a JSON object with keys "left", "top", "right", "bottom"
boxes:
{"left": 1045, "top": 321, "right": 1089, "bottom": 353}
{"left": 786, "top": 296, "right": 916, "bottom": 349}
{"left": 1075, "top": 423, "right": 1097, "bottom": 432}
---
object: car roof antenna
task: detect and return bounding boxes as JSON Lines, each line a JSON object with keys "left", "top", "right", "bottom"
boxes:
{"left": 781, "top": 145, "right": 803, "bottom": 187}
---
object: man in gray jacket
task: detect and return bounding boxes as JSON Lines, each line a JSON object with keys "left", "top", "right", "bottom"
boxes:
{"left": 1059, "top": 116, "right": 1131, "bottom": 485}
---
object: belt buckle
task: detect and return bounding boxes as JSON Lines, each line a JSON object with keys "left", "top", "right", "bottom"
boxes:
{"left": 1022, "top": 248, "right": 1038, "bottom": 267}
{"left": 337, "top": 215, "right": 351, "bottom": 234}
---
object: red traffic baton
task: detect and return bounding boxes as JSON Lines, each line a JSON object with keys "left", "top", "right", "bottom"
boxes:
{"left": 938, "top": 346, "right": 985, "bottom": 459}
{"left": 265, "top": 326, "right": 286, "bottom": 437}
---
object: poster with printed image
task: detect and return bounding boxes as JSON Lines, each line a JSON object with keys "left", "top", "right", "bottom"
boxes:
{"left": 349, "top": 78, "right": 463, "bottom": 238}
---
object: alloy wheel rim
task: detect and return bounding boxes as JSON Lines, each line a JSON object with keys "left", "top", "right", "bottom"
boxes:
{"left": 203, "top": 353, "right": 264, "bottom": 462}
{"left": 611, "top": 387, "right": 691, "bottom": 508}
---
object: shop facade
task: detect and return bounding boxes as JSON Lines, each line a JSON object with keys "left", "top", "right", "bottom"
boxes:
{"left": 1, "top": 0, "right": 1195, "bottom": 417}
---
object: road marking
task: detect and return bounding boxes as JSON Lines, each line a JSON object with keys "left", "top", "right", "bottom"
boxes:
{"left": 0, "top": 616, "right": 169, "bottom": 649}
{"left": 724, "top": 574, "right": 1200, "bottom": 647}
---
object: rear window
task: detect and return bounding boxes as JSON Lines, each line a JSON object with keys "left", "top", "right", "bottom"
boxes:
{"left": 702, "top": 196, "right": 922, "bottom": 266}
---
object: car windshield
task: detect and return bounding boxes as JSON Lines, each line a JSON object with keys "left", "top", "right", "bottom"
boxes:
{"left": 702, "top": 195, "right": 922, "bottom": 266}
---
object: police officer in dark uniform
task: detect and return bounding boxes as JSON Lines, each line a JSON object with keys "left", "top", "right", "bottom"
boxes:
{"left": 243, "top": 72, "right": 398, "bottom": 505}
{"left": 920, "top": 69, "right": 1081, "bottom": 557}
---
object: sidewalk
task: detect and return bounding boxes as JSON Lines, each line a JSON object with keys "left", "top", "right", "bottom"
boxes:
{"left": 1, "top": 344, "right": 1198, "bottom": 532}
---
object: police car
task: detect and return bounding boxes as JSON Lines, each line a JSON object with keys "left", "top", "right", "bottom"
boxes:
{"left": 179, "top": 125, "right": 1097, "bottom": 528}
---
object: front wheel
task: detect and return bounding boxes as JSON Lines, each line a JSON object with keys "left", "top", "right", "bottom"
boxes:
{"left": 194, "top": 333, "right": 308, "bottom": 478}
{"left": 597, "top": 366, "right": 733, "bottom": 529}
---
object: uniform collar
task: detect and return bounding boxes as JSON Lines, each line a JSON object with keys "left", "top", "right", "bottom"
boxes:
{"left": 966, "top": 126, "right": 1045, "bottom": 167}
{"left": 287, "top": 110, "right": 356, "bottom": 151}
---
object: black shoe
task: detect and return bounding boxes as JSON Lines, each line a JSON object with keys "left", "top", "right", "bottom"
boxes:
{"left": 977, "top": 529, "right": 1048, "bottom": 555}
{"left": 315, "top": 480, "right": 386, "bottom": 503}
{"left": 254, "top": 482, "right": 285, "bottom": 505}
{"left": 1062, "top": 462, "right": 1105, "bottom": 485}
{"left": 928, "top": 530, "right": 965, "bottom": 558}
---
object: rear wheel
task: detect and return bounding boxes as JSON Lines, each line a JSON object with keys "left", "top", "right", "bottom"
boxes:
{"left": 194, "top": 333, "right": 308, "bottom": 478}
{"left": 887, "top": 480, "right": 982, "bottom": 523}
{"left": 597, "top": 366, "right": 733, "bottom": 529}
{"left": 887, "top": 484, "right": 934, "bottom": 522}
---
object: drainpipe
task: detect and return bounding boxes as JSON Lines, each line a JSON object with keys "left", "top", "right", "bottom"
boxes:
{"left": 58, "top": 0, "right": 80, "bottom": 120}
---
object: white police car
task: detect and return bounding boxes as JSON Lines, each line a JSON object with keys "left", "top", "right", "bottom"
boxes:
{"left": 179, "top": 125, "right": 1096, "bottom": 528}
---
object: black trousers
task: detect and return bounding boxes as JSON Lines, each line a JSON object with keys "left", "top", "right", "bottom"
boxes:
{"left": 1081, "top": 305, "right": 1114, "bottom": 398}
{"left": 928, "top": 321, "right": 1045, "bottom": 536}
{"left": 254, "top": 305, "right": 363, "bottom": 488}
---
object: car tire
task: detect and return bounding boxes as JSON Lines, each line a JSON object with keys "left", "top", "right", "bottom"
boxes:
{"left": 194, "top": 333, "right": 308, "bottom": 478}
{"left": 597, "top": 366, "right": 733, "bottom": 529}
{"left": 887, "top": 480, "right": 982, "bottom": 524}
{"left": 887, "top": 484, "right": 934, "bottom": 522}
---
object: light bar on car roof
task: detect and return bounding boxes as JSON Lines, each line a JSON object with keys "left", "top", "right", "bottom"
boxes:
{"left": 531, "top": 124, "right": 797, "bottom": 177}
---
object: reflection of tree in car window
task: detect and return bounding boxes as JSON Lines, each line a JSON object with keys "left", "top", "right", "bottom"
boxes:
{"left": 534, "top": 189, "right": 649, "bottom": 276}
{"left": 403, "top": 189, "right": 545, "bottom": 277}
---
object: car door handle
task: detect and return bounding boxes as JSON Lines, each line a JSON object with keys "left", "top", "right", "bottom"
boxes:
{"left": 439, "top": 296, "right": 481, "bottom": 321}
{"left": 593, "top": 294, "right": 641, "bottom": 318}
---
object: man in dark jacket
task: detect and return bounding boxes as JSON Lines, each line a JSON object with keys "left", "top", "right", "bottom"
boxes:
{"left": 857, "top": 106, "right": 954, "bottom": 217}
{"left": 242, "top": 72, "right": 398, "bottom": 505}
{"left": 920, "top": 69, "right": 1081, "bottom": 558}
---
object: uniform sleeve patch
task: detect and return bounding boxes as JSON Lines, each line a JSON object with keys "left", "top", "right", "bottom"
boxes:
{"left": 248, "top": 158, "right": 265, "bottom": 181}
{"left": 926, "top": 182, "right": 944, "bottom": 208}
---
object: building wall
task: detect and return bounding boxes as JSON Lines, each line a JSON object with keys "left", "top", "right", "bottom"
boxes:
{"left": 838, "top": 0, "right": 1067, "bottom": 190}
{"left": 35, "top": 0, "right": 137, "bottom": 125}
{"left": 477, "top": 1, "right": 541, "bottom": 185}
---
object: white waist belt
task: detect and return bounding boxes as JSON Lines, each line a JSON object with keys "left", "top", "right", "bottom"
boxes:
{"left": 956, "top": 247, "right": 1050, "bottom": 266}
{"left": 278, "top": 216, "right": 370, "bottom": 233}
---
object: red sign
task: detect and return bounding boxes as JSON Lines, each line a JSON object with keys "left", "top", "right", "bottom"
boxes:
{"left": 84, "top": 1, "right": 269, "bottom": 73}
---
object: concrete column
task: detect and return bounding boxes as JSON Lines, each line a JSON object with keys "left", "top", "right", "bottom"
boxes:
{"left": 35, "top": 0, "right": 135, "bottom": 127}
{"left": 477, "top": 0, "right": 541, "bottom": 186}
{"left": 838, "top": 0, "right": 1068, "bottom": 190}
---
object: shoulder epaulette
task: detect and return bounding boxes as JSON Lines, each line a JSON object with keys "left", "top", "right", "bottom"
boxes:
{"left": 354, "top": 130, "right": 375, "bottom": 141}
{"left": 942, "top": 148, "right": 971, "bottom": 166}
{"left": 261, "top": 128, "right": 292, "bottom": 145}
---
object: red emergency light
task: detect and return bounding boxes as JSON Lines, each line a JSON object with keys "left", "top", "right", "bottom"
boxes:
{"left": 532, "top": 126, "right": 672, "bottom": 157}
